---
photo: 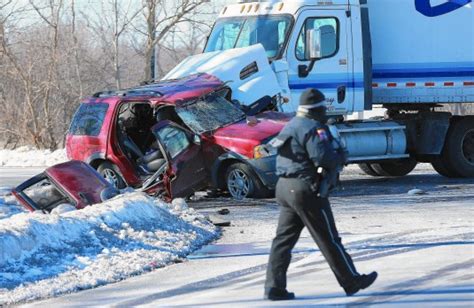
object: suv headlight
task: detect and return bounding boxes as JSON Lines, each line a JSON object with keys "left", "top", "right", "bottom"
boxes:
{"left": 253, "top": 140, "right": 277, "bottom": 159}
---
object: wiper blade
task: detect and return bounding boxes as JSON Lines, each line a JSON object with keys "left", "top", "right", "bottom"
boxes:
{"left": 195, "top": 80, "right": 233, "bottom": 102}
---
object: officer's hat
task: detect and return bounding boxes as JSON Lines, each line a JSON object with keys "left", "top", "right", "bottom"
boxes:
{"left": 299, "top": 89, "right": 326, "bottom": 110}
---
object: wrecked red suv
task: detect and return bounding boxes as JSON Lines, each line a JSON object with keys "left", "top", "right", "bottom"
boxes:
{"left": 66, "top": 73, "right": 289, "bottom": 200}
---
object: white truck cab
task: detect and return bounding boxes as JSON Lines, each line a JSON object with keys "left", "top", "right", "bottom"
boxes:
{"left": 204, "top": 0, "right": 473, "bottom": 114}
{"left": 205, "top": 0, "right": 365, "bottom": 115}
{"left": 205, "top": 1, "right": 364, "bottom": 114}
{"left": 165, "top": 0, "right": 474, "bottom": 178}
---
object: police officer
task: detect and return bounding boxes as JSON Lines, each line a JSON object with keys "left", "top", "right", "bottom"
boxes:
{"left": 264, "top": 89, "right": 377, "bottom": 301}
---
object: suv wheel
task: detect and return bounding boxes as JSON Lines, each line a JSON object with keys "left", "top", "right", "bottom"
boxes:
{"left": 225, "top": 163, "right": 269, "bottom": 200}
{"left": 97, "top": 162, "right": 126, "bottom": 189}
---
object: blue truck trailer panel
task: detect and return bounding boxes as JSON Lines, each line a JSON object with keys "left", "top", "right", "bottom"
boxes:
{"left": 369, "top": 0, "right": 474, "bottom": 105}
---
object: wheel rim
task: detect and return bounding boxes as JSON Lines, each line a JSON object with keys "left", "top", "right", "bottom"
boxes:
{"left": 227, "top": 169, "right": 251, "bottom": 200}
{"left": 102, "top": 169, "right": 119, "bottom": 188}
{"left": 461, "top": 128, "right": 474, "bottom": 165}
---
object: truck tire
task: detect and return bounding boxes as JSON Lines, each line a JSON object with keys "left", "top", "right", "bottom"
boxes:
{"left": 442, "top": 118, "right": 474, "bottom": 178}
{"left": 371, "top": 158, "right": 417, "bottom": 177}
{"left": 358, "top": 163, "right": 380, "bottom": 176}
{"left": 431, "top": 157, "right": 461, "bottom": 178}
{"left": 97, "top": 162, "right": 127, "bottom": 189}
{"left": 225, "top": 163, "right": 271, "bottom": 200}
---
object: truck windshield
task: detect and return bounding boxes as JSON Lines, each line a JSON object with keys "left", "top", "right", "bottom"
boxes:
{"left": 204, "top": 15, "right": 292, "bottom": 59}
{"left": 176, "top": 95, "right": 246, "bottom": 134}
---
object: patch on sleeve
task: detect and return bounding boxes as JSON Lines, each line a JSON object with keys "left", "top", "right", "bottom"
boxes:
{"left": 316, "top": 128, "right": 329, "bottom": 141}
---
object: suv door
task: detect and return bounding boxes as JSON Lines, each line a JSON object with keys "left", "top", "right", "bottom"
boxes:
{"left": 285, "top": 9, "right": 354, "bottom": 115}
{"left": 153, "top": 122, "right": 208, "bottom": 198}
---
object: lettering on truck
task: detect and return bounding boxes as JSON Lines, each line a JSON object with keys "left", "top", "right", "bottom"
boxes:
{"left": 415, "top": 0, "right": 472, "bottom": 17}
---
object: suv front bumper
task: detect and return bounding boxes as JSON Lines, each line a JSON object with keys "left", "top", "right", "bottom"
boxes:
{"left": 247, "top": 155, "right": 278, "bottom": 190}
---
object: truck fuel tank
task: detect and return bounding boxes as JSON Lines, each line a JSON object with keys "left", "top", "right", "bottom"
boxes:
{"left": 329, "top": 121, "right": 409, "bottom": 162}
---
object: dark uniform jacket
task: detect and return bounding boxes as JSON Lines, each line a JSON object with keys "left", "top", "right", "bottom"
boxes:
{"left": 272, "top": 116, "right": 345, "bottom": 185}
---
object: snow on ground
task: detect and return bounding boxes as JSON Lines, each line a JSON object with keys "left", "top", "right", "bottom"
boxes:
{"left": 0, "top": 192, "right": 218, "bottom": 305}
{"left": 26, "top": 166, "right": 474, "bottom": 307}
{"left": 0, "top": 187, "right": 27, "bottom": 220}
{"left": 0, "top": 147, "right": 67, "bottom": 167}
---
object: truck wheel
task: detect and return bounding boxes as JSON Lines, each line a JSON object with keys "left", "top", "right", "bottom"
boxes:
{"left": 358, "top": 163, "right": 380, "bottom": 176}
{"left": 97, "top": 162, "right": 127, "bottom": 189}
{"left": 443, "top": 118, "right": 474, "bottom": 177}
{"left": 371, "top": 158, "right": 417, "bottom": 177}
{"left": 431, "top": 157, "right": 461, "bottom": 178}
{"left": 225, "top": 163, "right": 270, "bottom": 200}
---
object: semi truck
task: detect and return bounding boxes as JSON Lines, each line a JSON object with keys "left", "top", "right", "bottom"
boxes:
{"left": 164, "top": 0, "right": 474, "bottom": 178}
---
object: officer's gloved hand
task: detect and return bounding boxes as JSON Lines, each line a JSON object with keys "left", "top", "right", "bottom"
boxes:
{"left": 340, "top": 149, "right": 349, "bottom": 165}
{"left": 334, "top": 146, "right": 348, "bottom": 164}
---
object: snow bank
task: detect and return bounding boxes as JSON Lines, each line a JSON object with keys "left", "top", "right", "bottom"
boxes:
{"left": 0, "top": 146, "right": 67, "bottom": 167}
{"left": 0, "top": 193, "right": 218, "bottom": 304}
{"left": 0, "top": 187, "right": 27, "bottom": 220}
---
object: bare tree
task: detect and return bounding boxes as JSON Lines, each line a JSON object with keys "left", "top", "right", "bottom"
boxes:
{"left": 0, "top": 0, "right": 227, "bottom": 149}
{"left": 153, "top": 24, "right": 209, "bottom": 77}
{"left": 29, "top": 0, "right": 64, "bottom": 149}
{"left": 85, "top": 0, "right": 143, "bottom": 89}
{"left": 70, "top": 0, "right": 83, "bottom": 98}
{"left": 140, "top": 0, "right": 210, "bottom": 81}
{"left": 1, "top": 2, "right": 42, "bottom": 147}
{"left": 0, "top": 0, "right": 88, "bottom": 148}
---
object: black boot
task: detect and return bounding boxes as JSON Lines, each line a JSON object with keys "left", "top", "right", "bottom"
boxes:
{"left": 344, "top": 272, "right": 378, "bottom": 296}
{"left": 264, "top": 288, "right": 295, "bottom": 301}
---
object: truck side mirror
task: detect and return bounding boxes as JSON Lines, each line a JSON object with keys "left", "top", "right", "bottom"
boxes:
{"left": 307, "top": 28, "right": 322, "bottom": 60}
{"left": 299, "top": 28, "right": 322, "bottom": 78}
{"left": 299, "top": 25, "right": 336, "bottom": 78}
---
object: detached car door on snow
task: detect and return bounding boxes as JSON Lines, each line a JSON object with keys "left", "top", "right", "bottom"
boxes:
{"left": 13, "top": 161, "right": 117, "bottom": 212}
{"left": 153, "top": 121, "right": 208, "bottom": 198}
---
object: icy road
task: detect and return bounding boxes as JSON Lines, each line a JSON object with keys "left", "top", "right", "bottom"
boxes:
{"left": 4, "top": 165, "right": 474, "bottom": 307}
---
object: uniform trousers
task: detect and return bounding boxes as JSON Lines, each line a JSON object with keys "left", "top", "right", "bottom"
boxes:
{"left": 265, "top": 177, "right": 359, "bottom": 292}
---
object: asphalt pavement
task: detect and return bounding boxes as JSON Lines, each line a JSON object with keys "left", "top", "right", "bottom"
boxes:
{"left": 0, "top": 167, "right": 44, "bottom": 188}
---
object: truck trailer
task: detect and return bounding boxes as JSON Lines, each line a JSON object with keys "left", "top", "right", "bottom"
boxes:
{"left": 165, "top": 0, "right": 474, "bottom": 178}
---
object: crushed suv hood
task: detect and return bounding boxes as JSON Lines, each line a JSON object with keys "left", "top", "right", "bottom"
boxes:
{"left": 162, "top": 44, "right": 282, "bottom": 106}
{"left": 212, "top": 112, "right": 291, "bottom": 158}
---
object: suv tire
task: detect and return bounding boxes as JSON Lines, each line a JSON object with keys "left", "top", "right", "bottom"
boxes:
{"left": 97, "top": 162, "right": 127, "bottom": 189}
{"left": 225, "top": 163, "right": 270, "bottom": 200}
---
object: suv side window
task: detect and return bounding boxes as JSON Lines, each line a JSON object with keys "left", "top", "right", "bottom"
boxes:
{"left": 296, "top": 17, "right": 338, "bottom": 61}
{"left": 157, "top": 126, "right": 190, "bottom": 159}
{"left": 22, "top": 176, "right": 71, "bottom": 212}
{"left": 69, "top": 103, "right": 108, "bottom": 136}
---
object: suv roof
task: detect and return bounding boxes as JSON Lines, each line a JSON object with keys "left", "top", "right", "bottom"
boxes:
{"left": 86, "top": 73, "right": 224, "bottom": 107}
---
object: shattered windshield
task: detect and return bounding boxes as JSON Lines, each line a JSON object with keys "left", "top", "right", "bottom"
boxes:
{"left": 176, "top": 95, "right": 245, "bottom": 134}
{"left": 204, "top": 15, "right": 293, "bottom": 59}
